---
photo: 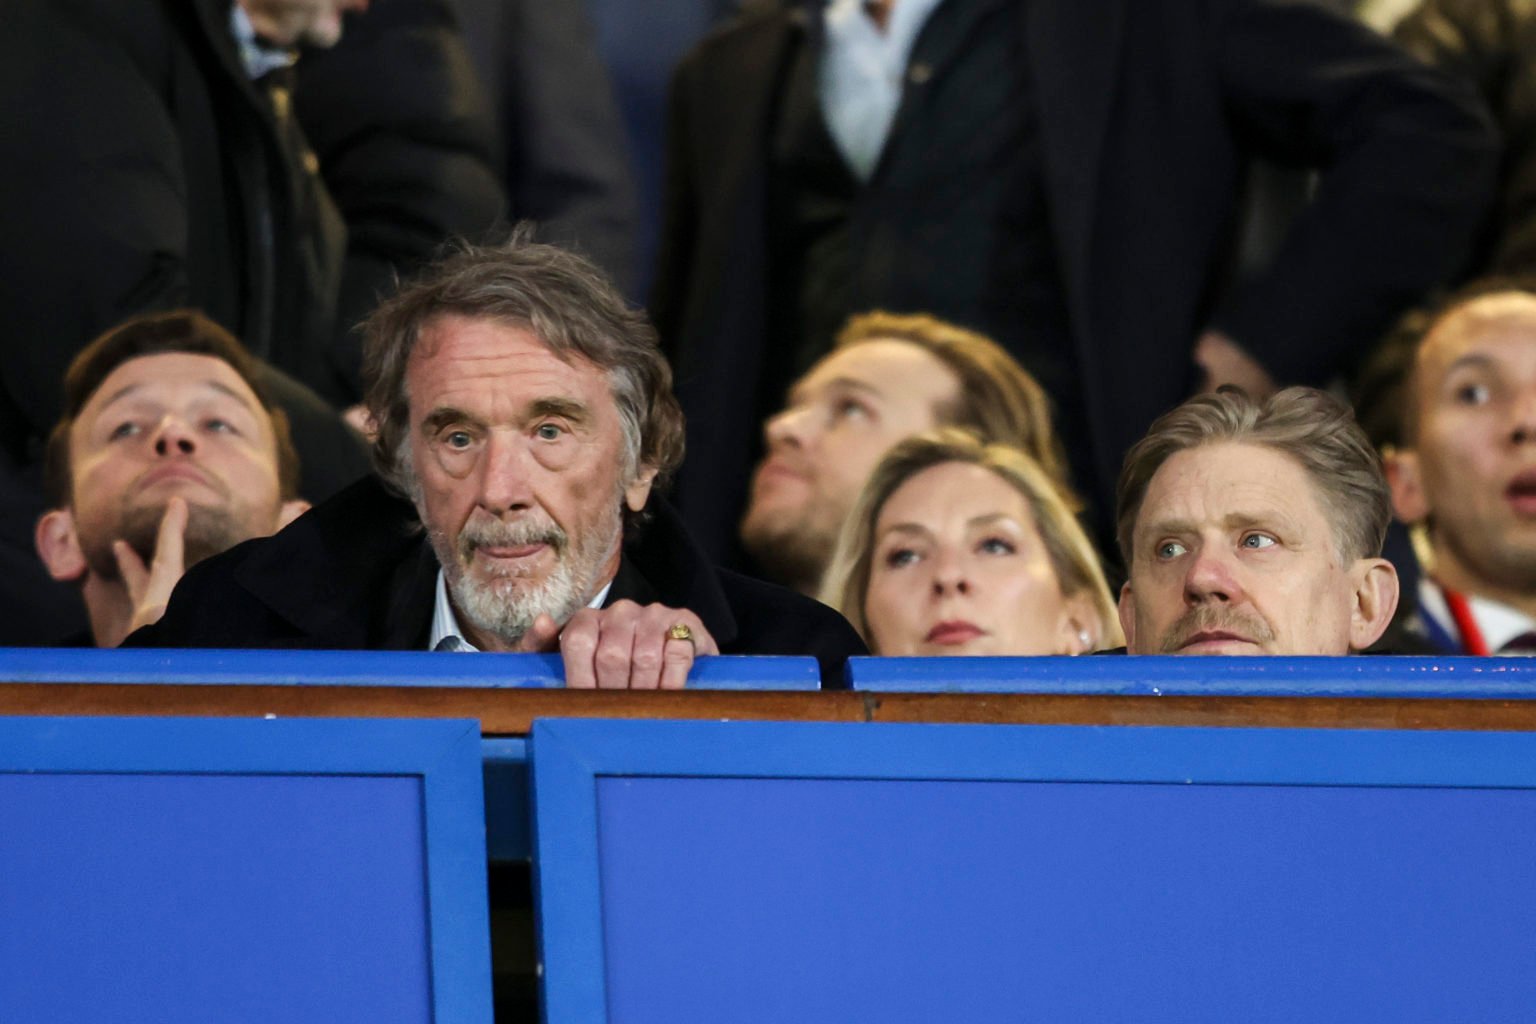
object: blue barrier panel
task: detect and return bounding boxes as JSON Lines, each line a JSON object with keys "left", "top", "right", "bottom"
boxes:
{"left": 0, "top": 716, "right": 492, "bottom": 1024}
{"left": 848, "top": 653, "right": 1536, "bottom": 697}
{"left": 531, "top": 719, "right": 1536, "bottom": 1024}
{"left": 0, "top": 647, "right": 820, "bottom": 690}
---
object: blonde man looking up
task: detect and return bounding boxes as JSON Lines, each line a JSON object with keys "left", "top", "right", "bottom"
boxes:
{"left": 741, "top": 311, "right": 1074, "bottom": 596}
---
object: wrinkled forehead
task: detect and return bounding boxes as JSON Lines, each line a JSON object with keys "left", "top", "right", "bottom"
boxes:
{"left": 1419, "top": 293, "right": 1536, "bottom": 382}
{"left": 406, "top": 315, "right": 626, "bottom": 444}
{"left": 795, "top": 338, "right": 959, "bottom": 406}
{"left": 76, "top": 353, "right": 267, "bottom": 432}
{"left": 411, "top": 314, "right": 609, "bottom": 383}
{"left": 1137, "top": 442, "right": 1331, "bottom": 537}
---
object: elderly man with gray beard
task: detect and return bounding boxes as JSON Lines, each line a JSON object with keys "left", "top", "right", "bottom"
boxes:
{"left": 128, "top": 237, "right": 865, "bottom": 688}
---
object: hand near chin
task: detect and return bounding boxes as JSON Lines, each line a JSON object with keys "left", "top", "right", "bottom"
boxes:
{"left": 113, "top": 497, "right": 189, "bottom": 640}
{"left": 529, "top": 600, "right": 719, "bottom": 689}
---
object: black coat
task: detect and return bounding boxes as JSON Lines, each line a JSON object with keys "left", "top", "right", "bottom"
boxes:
{"left": 452, "top": 0, "right": 640, "bottom": 293}
{"left": 1394, "top": 0, "right": 1536, "bottom": 278}
{"left": 0, "top": 0, "right": 344, "bottom": 439}
{"left": 127, "top": 476, "right": 868, "bottom": 687}
{"left": 0, "top": 0, "right": 503, "bottom": 642}
{"left": 652, "top": 0, "right": 1498, "bottom": 560}
{"left": 294, "top": 0, "right": 507, "bottom": 400}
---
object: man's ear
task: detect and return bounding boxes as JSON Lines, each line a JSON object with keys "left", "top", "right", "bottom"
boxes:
{"left": 35, "top": 509, "right": 87, "bottom": 582}
{"left": 1116, "top": 582, "right": 1137, "bottom": 653}
{"left": 1383, "top": 447, "right": 1429, "bottom": 524}
{"left": 624, "top": 465, "right": 659, "bottom": 513}
{"left": 1349, "top": 557, "right": 1401, "bottom": 651}
{"left": 276, "top": 499, "right": 310, "bottom": 531}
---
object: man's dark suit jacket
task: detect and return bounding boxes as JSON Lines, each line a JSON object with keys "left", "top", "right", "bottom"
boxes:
{"left": 651, "top": 0, "right": 1498, "bottom": 561}
{"left": 128, "top": 476, "right": 868, "bottom": 687}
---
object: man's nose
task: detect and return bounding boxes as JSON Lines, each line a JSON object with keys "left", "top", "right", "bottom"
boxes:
{"left": 1182, "top": 547, "right": 1239, "bottom": 605}
{"left": 764, "top": 405, "right": 812, "bottom": 449}
{"left": 152, "top": 415, "right": 196, "bottom": 457}
{"left": 478, "top": 434, "right": 534, "bottom": 513}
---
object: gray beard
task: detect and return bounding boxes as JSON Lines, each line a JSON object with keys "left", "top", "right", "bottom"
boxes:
{"left": 429, "top": 510, "right": 621, "bottom": 650}
{"left": 82, "top": 501, "right": 246, "bottom": 582}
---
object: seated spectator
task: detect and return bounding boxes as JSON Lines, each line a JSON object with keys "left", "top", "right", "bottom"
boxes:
{"left": 1382, "top": 286, "right": 1536, "bottom": 654}
{"left": 34, "top": 312, "right": 310, "bottom": 647}
{"left": 129, "top": 236, "right": 866, "bottom": 687}
{"left": 1116, "top": 387, "right": 1399, "bottom": 656}
{"left": 821, "top": 429, "right": 1119, "bottom": 656}
{"left": 740, "top": 311, "right": 1073, "bottom": 596}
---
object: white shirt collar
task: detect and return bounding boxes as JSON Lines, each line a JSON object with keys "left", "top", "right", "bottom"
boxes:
{"left": 229, "top": 3, "right": 298, "bottom": 80}
{"left": 820, "top": 0, "right": 948, "bottom": 179}
{"left": 1419, "top": 579, "right": 1536, "bottom": 655}
{"left": 429, "top": 571, "right": 613, "bottom": 652}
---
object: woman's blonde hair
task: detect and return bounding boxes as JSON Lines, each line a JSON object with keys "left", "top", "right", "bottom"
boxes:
{"left": 820, "top": 429, "right": 1122, "bottom": 652}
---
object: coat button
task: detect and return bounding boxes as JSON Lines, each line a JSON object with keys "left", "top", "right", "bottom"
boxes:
{"left": 907, "top": 61, "right": 933, "bottom": 85}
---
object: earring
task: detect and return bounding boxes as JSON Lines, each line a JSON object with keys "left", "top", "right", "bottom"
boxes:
{"left": 1076, "top": 628, "right": 1092, "bottom": 653}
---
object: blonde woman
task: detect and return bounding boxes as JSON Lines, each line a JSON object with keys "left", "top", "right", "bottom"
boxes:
{"left": 822, "top": 430, "right": 1120, "bottom": 656}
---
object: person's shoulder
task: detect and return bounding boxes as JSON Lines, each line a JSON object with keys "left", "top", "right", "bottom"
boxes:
{"left": 126, "top": 476, "right": 423, "bottom": 648}
{"left": 679, "top": 0, "right": 799, "bottom": 69}
{"left": 123, "top": 531, "right": 281, "bottom": 647}
{"left": 712, "top": 568, "right": 868, "bottom": 685}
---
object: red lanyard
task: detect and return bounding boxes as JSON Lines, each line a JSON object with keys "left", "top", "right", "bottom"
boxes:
{"left": 1440, "top": 585, "right": 1490, "bottom": 656}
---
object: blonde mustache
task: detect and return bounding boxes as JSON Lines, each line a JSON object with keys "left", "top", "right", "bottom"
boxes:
{"left": 1159, "top": 604, "right": 1274, "bottom": 653}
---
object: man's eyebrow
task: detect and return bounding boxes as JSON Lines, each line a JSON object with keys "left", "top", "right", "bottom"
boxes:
{"left": 96, "top": 379, "right": 258, "bottom": 415}
{"left": 204, "top": 380, "right": 259, "bottom": 414}
{"left": 1140, "top": 511, "right": 1292, "bottom": 538}
{"left": 528, "top": 397, "right": 592, "bottom": 423}
{"left": 94, "top": 382, "right": 145, "bottom": 411}
{"left": 824, "top": 376, "right": 883, "bottom": 397}
{"left": 787, "top": 376, "right": 882, "bottom": 407}
{"left": 1443, "top": 352, "right": 1497, "bottom": 376}
{"left": 1138, "top": 515, "right": 1195, "bottom": 539}
{"left": 1222, "top": 511, "right": 1282, "bottom": 531}
{"left": 420, "top": 406, "right": 484, "bottom": 434}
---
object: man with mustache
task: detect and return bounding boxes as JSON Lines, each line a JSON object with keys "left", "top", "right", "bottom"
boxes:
{"left": 1115, "top": 387, "right": 1399, "bottom": 656}
{"left": 130, "top": 237, "right": 865, "bottom": 687}
{"left": 1381, "top": 287, "right": 1536, "bottom": 654}
{"left": 35, "top": 312, "right": 310, "bottom": 647}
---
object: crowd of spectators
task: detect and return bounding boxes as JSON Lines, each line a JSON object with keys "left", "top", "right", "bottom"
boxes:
{"left": 8, "top": 0, "right": 1536, "bottom": 679}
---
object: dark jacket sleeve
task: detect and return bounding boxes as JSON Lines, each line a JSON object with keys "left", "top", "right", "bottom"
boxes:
{"left": 294, "top": 0, "right": 508, "bottom": 400}
{"left": 1205, "top": 0, "right": 1499, "bottom": 383}
{"left": 0, "top": 1, "right": 191, "bottom": 443}
{"left": 1394, "top": 0, "right": 1536, "bottom": 275}
{"left": 649, "top": 46, "right": 704, "bottom": 363}
{"left": 716, "top": 570, "right": 869, "bottom": 689}
{"left": 497, "top": 0, "right": 641, "bottom": 294}
{"left": 123, "top": 539, "right": 297, "bottom": 649}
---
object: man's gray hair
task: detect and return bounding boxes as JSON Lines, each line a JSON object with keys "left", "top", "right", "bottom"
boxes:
{"left": 1116, "top": 387, "right": 1391, "bottom": 565}
{"left": 360, "top": 232, "right": 685, "bottom": 506}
